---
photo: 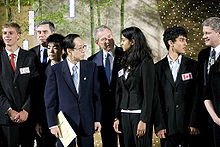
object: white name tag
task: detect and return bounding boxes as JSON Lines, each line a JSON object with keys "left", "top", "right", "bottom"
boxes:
{"left": 181, "top": 72, "right": 193, "bottom": 81}
{"left": 20, "top": 67, "right": 30, "bottom": 74}
{"left": 118, "top": 69, "right": 124, "bottom": 77}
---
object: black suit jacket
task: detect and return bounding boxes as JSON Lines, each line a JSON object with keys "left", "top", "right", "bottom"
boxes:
{"left": 198, "top": 47, "right": 211, "bottom": 98}
{"left": 155, "top": 55, "right": 199, "bottom": 135}
{"left": 115, "top": 58, "right": 157, "bottom": 125}
{"left": 88, "top": 46, "right": 123, "bottom": 123}
{"left": 0, "top": 49, "right": 39, "bottom": 125}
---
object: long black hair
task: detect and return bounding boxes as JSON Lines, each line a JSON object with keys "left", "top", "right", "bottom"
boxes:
{"left": 120, "top": 27, "right": 152, "bottom": 70}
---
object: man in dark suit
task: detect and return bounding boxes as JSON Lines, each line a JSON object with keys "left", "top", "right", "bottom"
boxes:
{"left": 44, "top": 34, "right": 102, "bottom": 147}
{"left": 155, "top": 26, "right": 200, "bottom": 147}
{"left": 0, "top": 22, "right": 39, "bottom": 146}
{"left": 200, "top": 17, "right": 220, "bottom": 147}
{"left": 30, "top": 20, "right": 56, "bottom": 147}
{"left": 88, "top": 25, "right": 124, "bottom": 147}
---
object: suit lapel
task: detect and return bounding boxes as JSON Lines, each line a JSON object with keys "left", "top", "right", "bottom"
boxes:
{"left": 175, "top": 56, "right": 187, "bottom": 86}
{"left": 14, "top": 49, "right": 25, "bottom": 81}
{"left": 1, "top": 50, "right": 14, "bottom": 80}
{"left": 93, "top": 50, "right": 103, "bottom": 66}
{"left": 163, "top": 58, "right": 175, "bottom": 87}
{"left": 62, "top": 59, "right": 79, "bottom": 98}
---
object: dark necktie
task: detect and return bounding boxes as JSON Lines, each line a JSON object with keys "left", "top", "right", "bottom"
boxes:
{"left": 42, "top": 48, "right": 47, "bottom": 63}
{"left": 207, "top": 49, "right": 216, "bottom": 74}
{"left": 105, "top": 53, "right": 111, "bottom": 84}
{"left": 10, "top": 53, "right": 15, "bottom": 72}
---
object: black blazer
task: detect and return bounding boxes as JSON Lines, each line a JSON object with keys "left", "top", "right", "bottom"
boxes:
{"left": 88, "top": 46, "right": 123, "bottom": 122}
{"left": 198, "top": 47, "right": 211, "bottom": 98}
{"left": 206, "top": 58, "right": 220, "bottom": 117}
{"left": 155, "top": 55, "right": 199, "bottom": 135}
{"left": 115, "top": 58, "right": 156, "bottom": 125}
{"left": 0, "top": 49, "right": 39, "bottom": 125}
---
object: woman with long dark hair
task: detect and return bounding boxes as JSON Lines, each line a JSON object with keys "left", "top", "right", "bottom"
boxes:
{"left": 113, "top": 27, "right": 163, "bottom": 147}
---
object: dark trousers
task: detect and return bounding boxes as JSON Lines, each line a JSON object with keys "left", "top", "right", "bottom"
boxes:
{"left": 213, "top": 123, "right": 220, "bottom": 147}
{"left": 121, "top": 113, "right": 151, "bottom": 147}
{"left": 57, "top": 135, "right": 94, "bottom": 147}
{"left": 1, "top": 123, "right": 35, "bottom": 147}
{"left": 101, "top": 118, "right": 124, "bottom": 147}
{"left": 35, "top": 125, "right": 57, "bottom": 147}
{"left": 161, "top": 133, "right": 189, "bottom": 147}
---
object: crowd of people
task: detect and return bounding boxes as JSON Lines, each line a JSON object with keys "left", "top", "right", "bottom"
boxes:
{"left": 0, "top": 16, "right": 219, "bottom": 147}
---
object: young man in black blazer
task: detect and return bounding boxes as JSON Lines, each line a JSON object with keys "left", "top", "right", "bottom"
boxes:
{"left": 202, "top": 17, "right": 220, "bottom": 147}
{"left": 0, "top": 22, "right": 39, "bottom": 147}
{"left": 155, "top": 26, "right": 200, "bottom": 147}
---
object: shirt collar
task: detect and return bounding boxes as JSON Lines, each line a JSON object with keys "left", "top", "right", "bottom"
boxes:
{"left": 167, "top": 54, "right": 182, "bottom": 64}
{"left": 66, "top": 59, "right": 80, "bottom": 75}
{"left": 5, "top": 47, "right": 20, "bottom": 57}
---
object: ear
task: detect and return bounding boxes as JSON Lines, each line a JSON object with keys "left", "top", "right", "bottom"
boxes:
{"left": 67, "top": 48, "right": 72, "bottom": 55}
{"left": 168, "top": 40, "right": 173, "bottom": 47}
{"left": 17, "top": 33, "right": 21, "bottom": 40}
{"left": 130, "top": 39, "right": 135, "bottom": 46}
{"left": 95, "top": 40, "right": 99, "bottom": 45}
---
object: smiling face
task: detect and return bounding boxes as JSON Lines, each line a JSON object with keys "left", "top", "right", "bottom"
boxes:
{"left": 203, "top": 26, "right": 220, "bottom": 48}
{"left": 95, "top": 29, "right": 114, "bottom": 51}
{"left": 2, "top": 27, "right": 20, "bottom": 48}
{"left": 170, "top": 35, "right": 187, "bottom": 54}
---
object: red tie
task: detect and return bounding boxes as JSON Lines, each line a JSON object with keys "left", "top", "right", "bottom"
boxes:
{"left": 10, "top": 54, "right": 15, "bottom": 72}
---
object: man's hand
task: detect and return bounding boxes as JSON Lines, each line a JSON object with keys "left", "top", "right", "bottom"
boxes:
{"left": 50, "top": 126, "right": 61, "bottom": 138}
{"left": 156, "top": 129, "right": 166, "bottom": 138}
{"left": 136, "top": 120, "right": 146, "bottom": 138}
{"left": 8, "top": 109, "right": 19, "bottom": 122}
{"left": 17, "top": 110, "right": 28, "bottom": 123}
{"left": 113, "top": 119, "right": 122, "bottom": 134}
{"left": 35, "top": 123, "right": 43, "bottom": 137}
{"left": 189, "top": 127, "right": 200, "bottom": 135}
{"left": 94, "top": 122, "right": 102, "bottom": 133}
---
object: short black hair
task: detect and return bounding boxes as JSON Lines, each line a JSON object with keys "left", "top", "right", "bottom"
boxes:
{"left": 46, "top": 33, "right": 64, "bottom": 51}
{"left": 63, "top": 34, "right": 80, "bottom": 54}
{"left": 37, "top": 20, "right": 55, "bottom": 32}
{"left": 163, "top": 26, "right": 187, "bottom": 50}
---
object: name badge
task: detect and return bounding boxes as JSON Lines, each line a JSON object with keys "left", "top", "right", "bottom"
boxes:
{"left": 20, "top": 67, "right": 30, "bottom": 74}
{"left": 181, "top": 72, "right": 193, "bottom": 81}
{"left": 118, "top": 69, "right": 124, "bottom": 77}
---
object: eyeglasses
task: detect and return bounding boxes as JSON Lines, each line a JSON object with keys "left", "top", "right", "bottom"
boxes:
{"left": 74, "top": 45, "right": 87, "bottom": 51}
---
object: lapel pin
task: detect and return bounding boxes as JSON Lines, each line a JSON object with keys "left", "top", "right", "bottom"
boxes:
{"left": 84, "top": 77, "right": 86, "bottom": 80}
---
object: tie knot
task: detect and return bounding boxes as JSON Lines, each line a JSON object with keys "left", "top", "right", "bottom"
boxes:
{"left": 10, "top": 53, "right": 15, "bottom": 57}
{"left": 212, "top": 49, "right": 216, "bottom": 56}
{"left": 72, "top": 65, "right": 77, "bottom": 71}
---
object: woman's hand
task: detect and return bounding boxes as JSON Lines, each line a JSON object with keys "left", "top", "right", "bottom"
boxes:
{"left": 136, "top": 120, "right": 146, "bottom": 138}
{"left": 113, "top": 118, "right": 122, "bottom": 134}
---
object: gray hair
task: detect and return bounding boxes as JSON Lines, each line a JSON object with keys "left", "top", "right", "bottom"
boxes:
{"left": 37, "top": 20, "right": 55, "bottom": 32}
{"left": 93, "top": 25, "right": 112, "bottom": 41}
{"left": 202, "top": 17, "right": 220, "bottom": 32}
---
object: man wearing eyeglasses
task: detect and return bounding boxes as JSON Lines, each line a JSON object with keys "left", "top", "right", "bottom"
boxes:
{"left": 88, "top": 25, "right": 124, "bottom": 147}
{"left": 44, "top": 34, "right": 102, "bottom": 147}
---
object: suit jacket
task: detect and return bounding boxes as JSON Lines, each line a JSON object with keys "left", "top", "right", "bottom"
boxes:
{"left": 198, "top": 47, "right": 211, "bottom": 98}
{"left": 155, "top": 55, "right": 199, "bottom": 135}
{"left": 206, "top": 58, "right": 220, "bottom": 117}
{"left": 0, "top": 49, "right": 39, "bottom": 125}
{"left": 44, "top": 59, "right": 101, "bottom": 135}
{"left": 30, "top": 45, "right": 50, "bottom": 123}
{"left": 88, "top": 46, "right": 123, "bottom": 123}
{"left": 115, "top": 58, "right": 156, "bottom": 126}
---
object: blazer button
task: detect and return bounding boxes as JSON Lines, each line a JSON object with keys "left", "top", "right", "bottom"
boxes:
{"left": 176, "top": 105, "right": 179, "bottom": 109}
